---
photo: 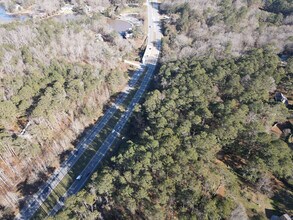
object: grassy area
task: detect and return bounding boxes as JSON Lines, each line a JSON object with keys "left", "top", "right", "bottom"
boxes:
{"left": 32, "top": 69, "right": 145, "bottom": 219}
{"left": 239, "top": 186, "right": 274, "bottom": 217}
{"left": 31, "top": 205, "right": 48, "bottom": 220}
{"left": 216, "top": 152, "right": 293, "bottom": 218}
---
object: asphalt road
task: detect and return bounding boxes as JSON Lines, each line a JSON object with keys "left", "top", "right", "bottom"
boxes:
{"left": 50, "top": 61, "right": 159, "bottom": 216}
{"left": 16, "top": 0, "right": 161, "bottom": 219}
{"left": 15, "top": 64, "right": 145, "bottom": 220}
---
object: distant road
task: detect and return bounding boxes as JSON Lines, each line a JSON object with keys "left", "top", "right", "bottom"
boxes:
{"left": 15, "top": 0, "right": 161, "bottom": 219}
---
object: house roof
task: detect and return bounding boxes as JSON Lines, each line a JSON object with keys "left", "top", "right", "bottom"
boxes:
{"left": 271, "top": 121, "right": 292, "bottom": 137}
{"left": 274, "top": 92, "right": 289, "bottom": 105}
{"left": 271, "top": 124, "right": 282, "bottom": 136}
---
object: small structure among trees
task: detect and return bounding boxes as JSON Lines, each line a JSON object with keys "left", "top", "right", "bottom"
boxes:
{"left": 274, "top": 92, "right": 289, "bottom": 105}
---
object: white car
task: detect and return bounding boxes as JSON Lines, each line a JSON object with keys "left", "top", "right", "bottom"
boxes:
{"left": 76, "top": 175, "right": 82, "bottom": 180}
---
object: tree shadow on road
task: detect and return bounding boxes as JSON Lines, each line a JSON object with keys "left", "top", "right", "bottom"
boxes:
{"left": 59, "top": 149, "right": 72, "bottom": 164}
{"left": 16, "top": 167, "right": 55, "bottom": 208}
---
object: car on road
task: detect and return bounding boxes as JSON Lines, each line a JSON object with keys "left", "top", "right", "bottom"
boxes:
{"left": 43, "top": 187, "right": 49, "bottom": 193}
{"left": 74, "top": 149, "right": 79, "bottom": 155}
{"left": 30, "top": 201, "right": 36, "bottom": 207}
{"left": 86, "top": 172, "right": 91, "bottom": 177}
{"left": 59, "top": 196, "right": 65, "bottom": 203}
{"left": 76, "top": 175, "right": 82, "bottom": 180}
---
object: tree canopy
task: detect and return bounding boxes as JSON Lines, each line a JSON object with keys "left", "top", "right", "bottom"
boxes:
{"left": 56, "top": 48, "right": 293, "bottom": 219}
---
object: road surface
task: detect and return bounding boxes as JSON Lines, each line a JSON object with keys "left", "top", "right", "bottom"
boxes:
{"left": 48, "top": 0, "right": 162, "bottom": 216}
{"left": 16, "top": 0, "right": 161, "bottom": 219}
{"left": 15, "top": 62, "right": 145, "bottom": 220}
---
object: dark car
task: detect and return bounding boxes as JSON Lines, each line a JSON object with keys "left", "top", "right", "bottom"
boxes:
{"left": 59, "top": 196, "right": 65, "bottom": 203}
{"left": 74, "top": 149, "right": 79, "bottom": 155}
{"left": 43, "top": 187, "right": 49, "bottom": 193}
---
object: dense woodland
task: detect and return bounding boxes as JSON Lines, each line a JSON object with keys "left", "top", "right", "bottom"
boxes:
{"left": 264, "top": 0, "right": 293, "bottom": 16}
{"left": 0, "top": 1, "right": 144, "bottom": 216}
{"left": 0, "top": 0, "right": 144, "bottom": 14}
{"left": 160, "top": 0, "right": 293, "bottom": 61}
{"left": 55, "top": 48, "right": 293, "bottom": 220}
{"left": 55, "top": 0, "right": 293, "bottom": 219}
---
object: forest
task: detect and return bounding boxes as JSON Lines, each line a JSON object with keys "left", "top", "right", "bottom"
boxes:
{"left": 160, "top": 0, "right": 293, "bottom": 61}
{"left": 54, "top": 0, "right": 293, "bottom": 219}
{"left": 0, "top": 0, "right": 144, "bottom": 16}
{"left": 264, "top": 0, "right": 293, "bottom": 16}
{"left": 55, "top": 48, "right": 293, "bottom": 220}
{"left": 0, "top": 0, "right": 145, "bottom": 217}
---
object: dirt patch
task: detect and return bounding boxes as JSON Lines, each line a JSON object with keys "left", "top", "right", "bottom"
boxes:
{"left": 216, "top": 185, "right": 225, "bottom": 197}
